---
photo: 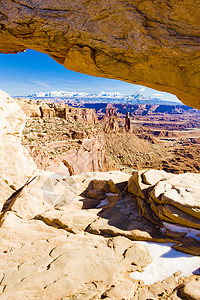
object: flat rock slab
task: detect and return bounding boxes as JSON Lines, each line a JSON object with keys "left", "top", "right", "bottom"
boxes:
{"left": 0, "top": 211, "right": 151, "bottom": 299}
{"left": 151, "top": 173, "right": 200, "bottom": 210}
{"left": 2, "top": 170, "right": 130, "bottom": 220}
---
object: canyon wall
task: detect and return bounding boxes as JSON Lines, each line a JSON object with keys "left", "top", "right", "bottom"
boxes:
{"left": 0, "top": 1, "right": 200, "bottom": 108}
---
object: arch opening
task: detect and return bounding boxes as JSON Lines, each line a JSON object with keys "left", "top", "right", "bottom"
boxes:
{"left": 0, "top": 49, "right": 198, "bottom": 176}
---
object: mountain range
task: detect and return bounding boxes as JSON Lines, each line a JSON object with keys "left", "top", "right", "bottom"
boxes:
{"left": 28, "top": 91, "right": 182, "bottom": 105}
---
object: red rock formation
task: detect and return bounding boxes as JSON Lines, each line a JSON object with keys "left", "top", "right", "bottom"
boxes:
{"left": 41, "top": 104, "right": 97, "bottom": 124}
{"left": 105, "top": 105, "right": 118, "bottom": 118}
{"left": 125, "top": 112, "right": 132, "bottom": 132}
{"left": 53, "top": 137, "right": 107, "bottom": 175}
{"left": 40, "top": 106, "right": 55, "bottom": 118}
{"left": 104, "top": 117, "right": 119, "bottom": 133}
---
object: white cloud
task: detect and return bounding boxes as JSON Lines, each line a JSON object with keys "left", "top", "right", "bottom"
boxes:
{"left": 30, "top": 79, "right": 50, "bottom": 88}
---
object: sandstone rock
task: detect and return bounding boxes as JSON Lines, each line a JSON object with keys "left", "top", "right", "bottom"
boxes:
{"left": 104, "top": 116, "right": 119, "bottom": 133}
{"left": 125, "top": 112, "right": 132, "bottom": 132}
{"left": 0, "top": 210, "right": 152, "bottom": 299}
{"left": 91, "top": 179, "right": 110, "bottom": 192}
{"left": 86, "top": 188, "right": 107, "bottom": 200}
{"left": 71, "top": 107, "right": 97, "bottom": 124}
{"left": 0, "top": 167, "right": 200, "bottom": 298}
{"left": 107, "top": 179, "right": 120, "bottom": 194}
{"left": 105, "top": 105, "right": 119, "bottom": 118}
{"left": 135, "top": 275, "right": 181, "bottom": 300}
{"left": 0, "top": 179, "right": 14, "bottom": 211}
{"left": 0, "top": 142, "right": 36, "bottom": 190}
{"left": 130, "top": 171, "right": 200, "bottom": 232}
{"left": 57, "top": 137, "right": 107, "bottom": 175}
{"left": 0, "top": 90, "right": 26, "bottom": 142}
{"left": 161, "top": 204, "right": 200, "bottom": 229}
{"left": 142, "top": 169, "right": 174, "bottom": 186}
{"left": 0, "top": 2, "right": 199, "bottom": 107}
{"left": 102, "top": 279, "right": 137, "bottom": 299}
{"left": 36, "top": 208, "right": 98, "bottom": 233}
{"left": 1, "top": 171, "right": 79, "bottom": 220}
{"left": 2, "top": 170, "right": 131, "bottom": 220}
{"left": 40, "top": 105, "right": 55, "bottom": 118}
{"left": 179, "top": 276, "right": 200, "bottom": 300}
{"left": 87, "top": 193, "right": 169, "bottom": 242}
{"left": 0, "top": 90, "right": 36, "bottom": 195}
{"left": 16, "top": 99, "right": 41, "bottom": 117}
{"left": 150, "top": 173, "right": 200, "bottom": 220}
{"left": 127, "top": 171, "right": 149, "bottom": 199}
{"left": 173, "top": 238, "right": 200, "bottom": 256}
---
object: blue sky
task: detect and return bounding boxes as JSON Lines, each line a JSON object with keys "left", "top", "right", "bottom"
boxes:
{"left": 0, "top": 49, "right": 179, "bottom": 101}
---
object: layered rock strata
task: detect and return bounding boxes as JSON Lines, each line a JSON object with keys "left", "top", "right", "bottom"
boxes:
{"left": 0, "top": 1, "right": 200, "bottom": 107}
{"left": 0, "top": 91, "right": 200, "bottom": 298}
{"left": 127, "top": 169, "right": 200, "bottom": 255}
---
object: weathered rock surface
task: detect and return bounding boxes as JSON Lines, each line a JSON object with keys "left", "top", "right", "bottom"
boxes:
{"left": 41, "top": 104, "right": 97, "bottom": 124}
{"left": 127, "top": 169, "right": 200, "bottom": 255}
{"left": 0, "top": 211, "right": 152, "bottom": 300}
{"left": 0, "top": 1, "right": 200, "bottom": 107}
{"left": 16, "top": 99, "right": 41, "bottom": 117}
{"left": 57, "top": 137, "right": 107, "bottom": 175}
{"left": 0, "top": 90, "right": 200, "bottom": 298}
{"left": 135, "top": 275, "right": 200, "bottom": 300}
{"left": 179, "top": 276, "right": 200, "bottom": 300}
{"left": 0, "top": 165, "right": 200, "bottom": 298}
{"left": 0, "top": 90, "right": 36, "bottom": 207}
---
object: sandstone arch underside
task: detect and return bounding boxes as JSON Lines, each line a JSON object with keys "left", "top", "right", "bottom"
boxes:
{"left": 0, "top": 0, "right": 200, "bottom": 108}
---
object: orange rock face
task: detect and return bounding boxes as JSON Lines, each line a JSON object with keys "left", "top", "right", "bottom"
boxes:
{"left": 40, "top": 104, "right": 97, "bottom": 124}
{"left": 0, "top": 1, "right": 200, "bottom": 108}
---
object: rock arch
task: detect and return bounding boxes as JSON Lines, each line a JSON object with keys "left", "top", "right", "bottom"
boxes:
{"left": 0, "top": 0, "right": 200, "bottom": 108}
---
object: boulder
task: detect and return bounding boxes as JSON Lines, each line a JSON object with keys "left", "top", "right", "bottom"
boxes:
{"left": 151, "top": 173, "right": 200, "bottom": 210}
{"left": 142, "top": 169, "right": 174, "bottom": 186}
{"left": 36, "top": 208, "right": 98, "bottom": 234}
{"left": 129, "top": 170, "right": 200, "bottom": 232}
{"left": 86, "top": 189, "right": 107, "bottom": 200}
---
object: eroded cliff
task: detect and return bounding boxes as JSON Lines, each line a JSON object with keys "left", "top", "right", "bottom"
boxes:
{"left": 0, "top": 0, "right": 200, "bottom": 107}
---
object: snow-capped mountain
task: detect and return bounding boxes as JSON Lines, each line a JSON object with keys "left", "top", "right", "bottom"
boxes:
{"left": 28, "top": 91, "right": 181, "bottom": 105}
{"left": 29, "top": 91, "right": 90, "bottom": 98}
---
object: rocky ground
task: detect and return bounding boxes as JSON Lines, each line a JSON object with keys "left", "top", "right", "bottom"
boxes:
{"left": 1, "top": 90, "right": 200, "bottom": 299}
{"left": 1, "top": 169, "right": 200, "bottom": 300}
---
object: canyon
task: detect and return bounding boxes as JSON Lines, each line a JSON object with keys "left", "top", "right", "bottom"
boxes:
{"left": 0, "top": 90, "right": 200, "bottom": 300}
{"left": 0, "top": 1, "right": 200, "bottom": 298}
{"left": 17, "top": 98, "right": 200, "bottom": 176}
